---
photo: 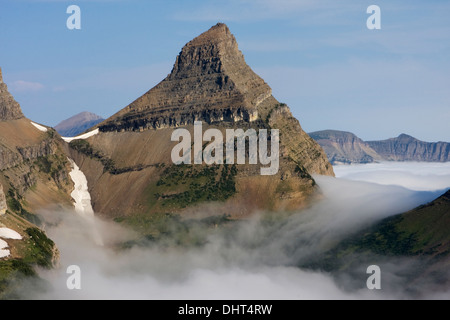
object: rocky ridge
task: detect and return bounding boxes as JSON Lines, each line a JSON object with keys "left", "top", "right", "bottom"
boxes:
{"left": 70, "top": 23, "right": 334, "bottom": 219}
{"left": 310, "top": 130, "right": 450, "bottom": 164}
{"left": 0, "top": 68, "right": 24, "bottom": 121}
{"left": 309, "top": 130, "right": 382, "bottom": 164}
{"left": 367, "top": 134, "right": 450, "bottom": 162}
{"left": 98, "top": 23, "right": 272, "bottom": 133}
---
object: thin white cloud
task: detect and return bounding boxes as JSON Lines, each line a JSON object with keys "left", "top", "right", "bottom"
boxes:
{"left": 10, "top": 80, "right": 45, "bottom": 93}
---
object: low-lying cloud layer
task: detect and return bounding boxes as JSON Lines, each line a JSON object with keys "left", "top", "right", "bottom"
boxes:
{"left": 334, "top": 162, "right": 450, "bottom": 192}
{"left": 16, "top": 163, "right": 450, "bottom": 300}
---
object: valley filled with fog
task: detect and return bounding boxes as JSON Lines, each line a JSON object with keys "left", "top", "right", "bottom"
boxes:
{"left": 17, "top": 162, "right": 450, "bottom": 300}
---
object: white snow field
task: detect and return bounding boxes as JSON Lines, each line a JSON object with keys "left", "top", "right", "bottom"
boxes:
{"left": 0, "top": 227, "right": 22, "bottom": 240}
{"left": 0, "top": 239, "right": 9, "bottom": 258}
{"left": 68, "top": 159, "right": 95, "bottom": 218}
{"left": 0, "top": 227, "right": 23, "bottom": 259}
{"left": 62, "top": 128, "right": 99, "bottom": 143}
{"left": 30, "top": 122, "right": 48, "bottom": 132}
{"left": 68, "top": 158, "right": 103, "bottom": 246}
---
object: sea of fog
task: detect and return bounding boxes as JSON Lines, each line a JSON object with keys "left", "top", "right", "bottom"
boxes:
{"left": 17, "top": 162, "right": 450, "bottom": 300}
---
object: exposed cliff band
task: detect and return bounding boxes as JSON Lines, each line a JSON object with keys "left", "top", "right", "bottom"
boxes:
{"left": 98, "top": 23, "right": 271, "bottom": 133}
{"left": 68, "top": 23, "right": 334, "bottom": 218}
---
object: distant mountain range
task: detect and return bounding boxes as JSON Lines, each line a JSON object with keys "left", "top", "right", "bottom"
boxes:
{"left": 309, "top": 130, "right": 450, "bottom": 164}
{"left": 55, "top": 112, "right": 104, "bottom": 137}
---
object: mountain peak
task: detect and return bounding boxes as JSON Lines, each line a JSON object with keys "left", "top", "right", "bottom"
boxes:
{"left": 0, "top": 67, "right": 25, "bottom": 121}
{"left": 99, "top": 23, "right": 272, "bottom": 132}
{"left": 396, "top": 134, "right": 417, "bottom": 142}
{"left": 55, "top": 111, "right": 104, "bottom": 137}
{"left": 187, "top": 23, "right": 232, "bottom": 47}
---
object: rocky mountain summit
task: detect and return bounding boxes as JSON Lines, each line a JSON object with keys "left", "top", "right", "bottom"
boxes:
{"left": 310, "top": 130, "right": 450, "bottom": 164}
{"left": 99, "top": 23, "right": 271, "bottom": 133}
{"left": 0, "top": 68, "right": 74, "bottom": 214}
{"left": 69, "top": 23, "right": 333, "bottom": 220}
{"left": 0, "top": 68, "right": 24, "bottom": 121}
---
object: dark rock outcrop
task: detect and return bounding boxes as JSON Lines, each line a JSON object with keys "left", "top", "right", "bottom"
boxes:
{"left": 0, "top": 67, "right": 24, "bottom": 121}
{"left": 0, "top": 184, "right": 6, "bottom": 215}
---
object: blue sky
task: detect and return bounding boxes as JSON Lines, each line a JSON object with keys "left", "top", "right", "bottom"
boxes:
{"left": 0, "top": 0, "right": 449, "bottom": 141}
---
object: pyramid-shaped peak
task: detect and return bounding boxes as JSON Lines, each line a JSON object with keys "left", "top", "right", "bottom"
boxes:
{"left": 100, "top": 23, "right": 272, "bottom": 132}
{"left": 187, "top": 23, "right": 233, "bottom": 47}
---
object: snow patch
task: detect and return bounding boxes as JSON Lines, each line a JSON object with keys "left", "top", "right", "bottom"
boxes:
{"left": 0, "top": 228, "right": 22, "bottom": 259}
{"left": 68, "top": 159, "right": 95, "bottom": 218}
{"left": 62, "top": 129, "right": 100, "bottom": 143}
{"left": 68, "top": 158, "right": 103, "bottom": 246}
{"left": 0, "top": 239, "right": 8, "bottom": 249}
{"left": 30, "top": 122, "right": 48, "bottom": 132}
{"left": 0, "top": 239, "right": 9, "bottom": 258}
{"left": 0, "top": 249, "right": 10, "bottom": 258}
{"left": 0, "top": 227, "right": 22, "bottom": 240}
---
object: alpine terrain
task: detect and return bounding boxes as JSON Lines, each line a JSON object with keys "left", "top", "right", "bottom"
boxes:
{"left": 68, "top": 23, "right": 334, "bottom": 224}
{"left": 310, "top": 130, "right": 450, "bottom": 164}
{"left": 0, "top": 67, "right": 75, "bottom": 297}
{"left": 55, "top": 111, "right": 104, "bottom": 137}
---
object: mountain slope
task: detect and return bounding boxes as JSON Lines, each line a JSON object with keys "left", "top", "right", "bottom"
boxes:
{"left": 309, "top": 130, "right": 382, "bottom": 164}
{"left": 310, "top": 189, "right": 450, "bottom": 294}
{"left": 69, "top": 23, "right": 334, "bottom": 223}
{"left": 0, "top": 67, "right": 73, "bottom": 297}
{"left": 55, "top": 111, "right": 104, "bottom": 137}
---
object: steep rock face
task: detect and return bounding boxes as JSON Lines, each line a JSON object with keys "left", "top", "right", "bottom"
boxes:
{"left": 98, "top": 23, "right": 271, "bottom": 133}
{"left": 0, "top": 68, "right": 24, "bottom": 122}
{"left": 0, "top": 68, "right": 74, "bottom": 214}
{"left": 72, "top": 23, "right": 333, "bottom": 220}
{"left": 0, "top": 184, "right": 6, "bottom": 215}
{"left": 311, "top": 130, "right": 450, "bottom": 164}
{"left": 309, "top": 130, "right": 382, "bottom": 164}
{"left": 367, "top": 134, "right": 450, "bottom": 162}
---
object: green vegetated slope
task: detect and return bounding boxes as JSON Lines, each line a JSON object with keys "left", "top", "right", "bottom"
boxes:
{"left": 345, "top": 190, "right": 450, "bottom": 258}
{"left": 309, "top": 190, "right": 450, "bottom": 293}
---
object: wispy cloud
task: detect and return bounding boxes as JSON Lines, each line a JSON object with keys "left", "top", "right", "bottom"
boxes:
{"left": 10, "top": 80, "right": 45, "bottom": 93}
